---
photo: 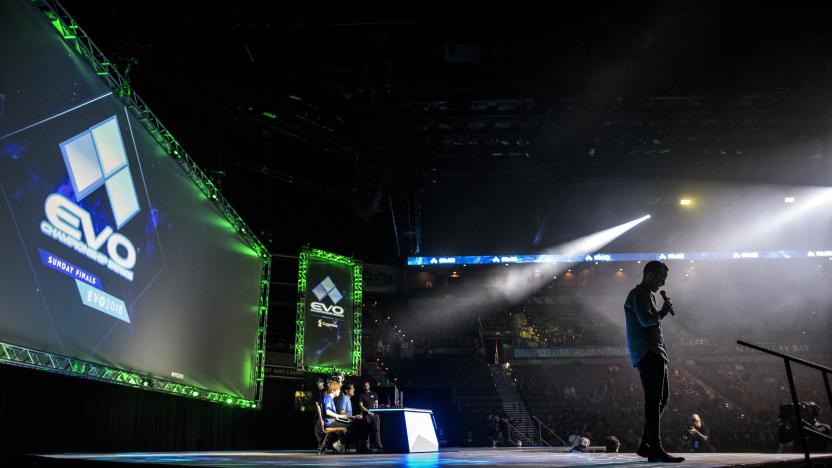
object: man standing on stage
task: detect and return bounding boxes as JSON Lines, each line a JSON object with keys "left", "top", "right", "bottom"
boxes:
{"left": 358, "top": 381, "right": 384, "bottom": 451}
{"left": 624, "top": 260, "right": 685, "bottom": 463}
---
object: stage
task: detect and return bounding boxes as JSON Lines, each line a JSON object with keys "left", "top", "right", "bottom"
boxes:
{"left": 26, "top": 448, "right": 832, "bottom": 468}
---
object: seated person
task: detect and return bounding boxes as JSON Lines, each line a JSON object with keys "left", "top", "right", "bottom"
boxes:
{"left": 338, "top": 383, "right": 370, "bottom": 452}
{"left": 604, "top": 435, "right": 621, "bottom": 453}
{"left": 312, "top": 378, "right": 326, "bottom": 445}
{"left": 571, "top": 437, "right": 590, "bottom": 453}
{"left": 322, "top": 378, "right": 350, "bottom": 453}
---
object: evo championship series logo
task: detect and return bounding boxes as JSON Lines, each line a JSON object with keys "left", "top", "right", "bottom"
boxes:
{"left": 310, "top": 276, "right": 345, "bottom": 329}
{"left": 39, "top": 115, "right": 139, "bottom": 323}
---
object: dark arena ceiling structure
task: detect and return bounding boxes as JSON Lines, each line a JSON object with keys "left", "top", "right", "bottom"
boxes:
{"left": 59, "top": 1, "right": 832, "bottom": 261}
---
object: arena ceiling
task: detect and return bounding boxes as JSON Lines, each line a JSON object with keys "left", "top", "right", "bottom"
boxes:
{"left": 60, "top": 1, "right": 832, "bottom": 260}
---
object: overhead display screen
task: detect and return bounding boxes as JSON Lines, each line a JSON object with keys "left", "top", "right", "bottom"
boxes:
{"left": 295, "top": 248, "right": 362, "bottom": 375}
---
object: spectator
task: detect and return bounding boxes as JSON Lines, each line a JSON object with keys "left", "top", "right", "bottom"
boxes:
{"left": 605, "top": 435, "right": 621, "bottom": 453}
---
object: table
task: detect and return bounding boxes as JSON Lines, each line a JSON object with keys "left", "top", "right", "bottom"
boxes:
{"left": 370, "top": 408, "right": 439, "bottom": 453}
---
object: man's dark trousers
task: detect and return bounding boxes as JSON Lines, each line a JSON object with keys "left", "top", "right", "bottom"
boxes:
{"left": 637, "top": 351, "right": 669, "bottom": 447}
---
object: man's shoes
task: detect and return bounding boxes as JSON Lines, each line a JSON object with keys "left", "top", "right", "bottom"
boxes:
{"left": 647, "top": 447, "right": 685, "bottom": 463}
{"left": 636, "top": 442, "right": 650, "bottom": 458}
{"left": 332, "top": 440, "right": 345, "bottom": 454}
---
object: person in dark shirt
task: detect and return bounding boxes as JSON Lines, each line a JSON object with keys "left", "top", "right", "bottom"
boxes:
{"left": 358, "top": 380, "right": 384, "bottom": 450}
{"left": 624, "top": 260, "right": 684, "bottom": 463}
{"left": 604, "top": 435, "right": 621, "bottom": 453}
{"left": 312, "top": 378, "right": 326, "bottom": 445}
{"left": 684, "top": 414, "right": 712, "bottom": 452}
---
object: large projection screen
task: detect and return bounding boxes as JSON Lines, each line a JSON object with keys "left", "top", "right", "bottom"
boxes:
{"left": 295, "top": 248, "right": 362, "bottom": 375}
{"left": 0, "top": 0, "right": 268, "bottom": 406}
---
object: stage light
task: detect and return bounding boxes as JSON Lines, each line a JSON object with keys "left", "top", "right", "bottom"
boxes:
{"left": 679, "top": 198, "right": 692, "bottom": 206}
{"left": 784, "top": 196, "right": 795, "bottom": 203}
{"left": 226, "top": 398, "right": 233, "bottom": 404}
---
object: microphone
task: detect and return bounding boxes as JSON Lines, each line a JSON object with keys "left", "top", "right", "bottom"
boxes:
{"left": 659, "top": 290, "right": 675, "bottom": 316}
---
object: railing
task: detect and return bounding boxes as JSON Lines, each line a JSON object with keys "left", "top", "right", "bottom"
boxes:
{"left": 502, "top": 418, "right": 537, "bottom": 447}
{"left": 477, "top": 316, "right": 487, "bottom": 354}
{"left": 532, "top": 415, "right": 568, "bottom": 447}
{"left": 736, "top": 340, "right": 832, "bottom": 467}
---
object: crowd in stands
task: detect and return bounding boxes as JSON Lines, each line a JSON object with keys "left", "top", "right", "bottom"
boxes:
{"left": 513, "top": 357, "right": 831, "bottom": 452}
{"left": 351, "top": 269, "right": 832, "bottom": 453}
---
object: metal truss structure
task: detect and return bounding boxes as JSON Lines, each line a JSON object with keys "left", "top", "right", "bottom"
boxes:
{"left": 17, "top": 0, "right": 271, "bottom": 409}
{"left": 295, "top": 248, "right": 363, "bottom": 376}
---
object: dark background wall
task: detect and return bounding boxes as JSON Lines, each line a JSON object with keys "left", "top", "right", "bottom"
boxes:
{"left": 0, "top": 364, "right": 310, "bottom": 453}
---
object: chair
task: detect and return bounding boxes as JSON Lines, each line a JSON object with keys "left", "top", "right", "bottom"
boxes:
{"left": 316, "top": 402, "right": 347, "bottom": 454}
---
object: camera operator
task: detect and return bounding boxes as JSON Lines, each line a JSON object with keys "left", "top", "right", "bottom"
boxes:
{"left": 779, "top": 402, "right": 832, "bottom": 453}
{"left": 682, "top": 414, "right": 712, "bottom": 452}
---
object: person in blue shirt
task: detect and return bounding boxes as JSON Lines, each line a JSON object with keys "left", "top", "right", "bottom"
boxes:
{"left": 337, "top": 383, "right": 359, "bottom": 420}
{"left": 321, "top": 379, "right": 350, "bottom": 453}
{"left": 338, "top": 383, "right": 372, "bottom": 452}
{"left": 624, "top": 260, "right": 684, "bottom": 463}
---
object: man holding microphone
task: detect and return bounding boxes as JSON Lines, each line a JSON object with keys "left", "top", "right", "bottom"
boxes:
{"left": 624, "top": 260, "right": 685, "bottom": 463}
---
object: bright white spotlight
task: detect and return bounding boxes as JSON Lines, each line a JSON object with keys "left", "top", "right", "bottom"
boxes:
{"left": 679, "top": 198, "right": 692, "bottom": 206}
{"left": 784, "top": 196, "right": 795, "bottom": 203}
{"left": 402, "top": 215, "right": 653, "bottom": 333}
{"left": 501, "top": 214, "right": 651, "bottom": 302}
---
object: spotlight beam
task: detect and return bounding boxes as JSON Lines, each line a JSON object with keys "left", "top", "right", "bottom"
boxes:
{"left": 731, "top": 188, "right": 832, "bottom": 247}
{"left": 501, "top": 215, "right": 652, "bottom": 302}
{"left": 404, "top": 215, "right": 652, "bottom": 335}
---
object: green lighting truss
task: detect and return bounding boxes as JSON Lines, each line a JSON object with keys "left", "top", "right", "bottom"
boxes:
{"left": 27, "top": 0, "right": 271, "bottom": 409}
{"left": 0, "top": 341, "right": 257, "bottom": 408}
{"left": 295, "top": 248, "right": 363, "bottom": 376}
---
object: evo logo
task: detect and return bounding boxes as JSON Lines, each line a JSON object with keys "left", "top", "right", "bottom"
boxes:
{"left": 40, "top": 115, "right": 139, "bottom": 282}
{"left": 310, "top": 276, "right": 345, "bottom": 317}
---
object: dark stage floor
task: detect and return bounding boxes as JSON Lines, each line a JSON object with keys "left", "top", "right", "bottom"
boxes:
{"left": 30, "top": 448, "right": 832, "bottom": 468}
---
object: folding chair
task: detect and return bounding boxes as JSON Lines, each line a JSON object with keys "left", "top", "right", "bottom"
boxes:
{"left": 316, "top": 402, "right": 348, "bottom": 454}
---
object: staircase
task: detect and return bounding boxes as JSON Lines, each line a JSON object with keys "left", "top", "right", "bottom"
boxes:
{"left": 488, "top": 363, "right": 540, "bottom": 445}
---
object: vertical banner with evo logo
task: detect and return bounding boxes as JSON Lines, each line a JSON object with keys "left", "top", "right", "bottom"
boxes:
{"left": 297, "top": 248, "right": 361, "bottom": 374}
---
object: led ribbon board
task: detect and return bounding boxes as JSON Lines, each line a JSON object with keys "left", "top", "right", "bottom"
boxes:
{"left": 407, "top": 250, "right": 832, "bottom": 266}
{"left": 295, "top": 248, "right": 362, "bottom": 375}
{"left": 0, "top": 0, "right": 269, "bottom": 408}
